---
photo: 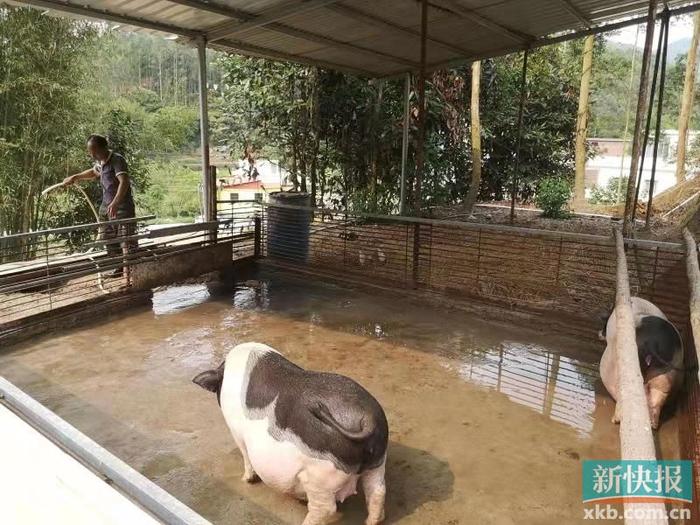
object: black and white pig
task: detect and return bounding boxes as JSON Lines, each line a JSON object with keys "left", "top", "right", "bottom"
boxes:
{"left": 193, "top": 342, "right": 388, "bottom": 525}
{"left": 599, "top": 297, "right": 684, "bottom": 429}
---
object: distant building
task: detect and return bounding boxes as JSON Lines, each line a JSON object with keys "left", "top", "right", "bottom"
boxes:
{"left": 586, "top": 133, "right": 699, "bottom": 200}
{"left": 217, "top": 158, "right": 293, "bottom": 204}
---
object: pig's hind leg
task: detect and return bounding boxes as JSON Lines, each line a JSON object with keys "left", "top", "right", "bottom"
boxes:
{"left": 302, "top": 489, "right": 338, "bottom": 525}
{"left": 361, "top": 461, "right": 386, "bottom": 525}
{"left": 230, "top": 430, "right": 258, "bottom": 483}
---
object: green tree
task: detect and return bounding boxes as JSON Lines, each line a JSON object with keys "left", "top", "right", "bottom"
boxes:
{"left": 151, "top": 105, "right": 200, "bottom": 153}
{"left": 0, "top": 7, "right": 98, "bottom": 240}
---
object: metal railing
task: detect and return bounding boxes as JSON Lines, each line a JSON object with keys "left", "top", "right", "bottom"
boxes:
{"left": 215, "top": 199, "right": 262, "bottom": 259}
{"left": 0, "top": 206, "right": 263, "bottom": 328}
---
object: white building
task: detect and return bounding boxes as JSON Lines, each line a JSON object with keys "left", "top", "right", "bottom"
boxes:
{"left": 586, "top": 133, "right": 699, "bottom": 200}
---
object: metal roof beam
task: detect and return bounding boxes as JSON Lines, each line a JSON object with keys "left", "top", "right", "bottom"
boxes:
{"left": 11, "top": 0, "right": 202, "bottom": 38}
{"left": 11, "top": 0, "right": 379, "bottom": 74}
{"left": 558, "top": 0, "right": 593, "bottom": 28}
{"left": 166, "top": 0, "right": 419, "bottom": 67}
{"left": 264, "top": 23, "right": 420, "bottom": 67}
{"left": 386, "top": 1, "right": 700, "bottom": 80}
{"left": 431, "top": 0, "right": 532, "bottom": 44}
{"left": 327, "top": 3, "right": 475, "bottom": 57}
{"left": 211, "top": 37, "right": 376, "bottom": 76}
{"left": 207, "top": 0, "right": 341, "bottom": 42}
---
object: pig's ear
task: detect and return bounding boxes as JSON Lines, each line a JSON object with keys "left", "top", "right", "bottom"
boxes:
{"left": 193, "top": 365, "right": 223, "bottom": 393}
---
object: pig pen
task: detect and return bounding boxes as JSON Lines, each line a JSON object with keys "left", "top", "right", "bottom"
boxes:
{"left": 1, "top": 206, "right": 697, "bottom": 524}
{"left": 0, "top": 267, "right": 687, "bottom": 525}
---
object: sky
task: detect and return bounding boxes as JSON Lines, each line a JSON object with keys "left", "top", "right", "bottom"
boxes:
{"left": 606, "top": 15, "right": 694, "bottom": 47}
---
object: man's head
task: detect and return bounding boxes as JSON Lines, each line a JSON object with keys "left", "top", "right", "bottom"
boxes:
{"left": 87, "top": 134, "right": 110, "bottom": 162}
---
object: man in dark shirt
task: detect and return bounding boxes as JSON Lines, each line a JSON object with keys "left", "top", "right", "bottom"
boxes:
{"left": 63, "top": 134, "right": 136, "bottom": 278}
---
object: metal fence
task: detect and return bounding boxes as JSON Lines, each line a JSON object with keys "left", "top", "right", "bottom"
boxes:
{"left": 261, "top": 203, "right": 690, "bottom": 342}
{"left": 2, "top": 200, "right": 688, "bottom": 345}
{"left": 0, "top": 204, "right": 263, "bottom": 329}
{"left": 216, "top": 199, "right": 262, "bottom": 259}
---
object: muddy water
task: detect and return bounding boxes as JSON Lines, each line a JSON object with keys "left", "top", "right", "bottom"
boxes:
{"left": 0, "top": 269, "right": 680, "bottom": 525}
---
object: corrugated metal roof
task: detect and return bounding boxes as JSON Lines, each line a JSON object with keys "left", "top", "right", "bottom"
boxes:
{"left": 8, "top": 0, "right": 700, "bottom": 77}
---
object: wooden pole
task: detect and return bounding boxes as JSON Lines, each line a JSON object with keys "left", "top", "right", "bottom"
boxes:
{"left": 414, "top": 0, "right": 428, "bottom": 217}
{"left": 510, "top": 49, "right": 529, "bottom": 224}
{"left": 683, "top": 227, "right": 700, "bottom": 387}
{"left": 464, "top": 60, "right": 482, "bottom": 215}
{"left": 623, "top": 1, "right": 658, "bottom": 236}
{"left": 574, "top": 35, "right": 595, "bottom": 209}
{"left": 675, "top": 12, "right": 700, "bottom": 185}
{"left": 613, "top": 226, "right": 668, "bottom": 525}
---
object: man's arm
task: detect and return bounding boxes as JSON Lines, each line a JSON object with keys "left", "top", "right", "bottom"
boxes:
{"left": 106, "top": 173, "right": 131, "bottom": 219}
{"left": 63, "top": 167, "right": 97, "bottom": 186}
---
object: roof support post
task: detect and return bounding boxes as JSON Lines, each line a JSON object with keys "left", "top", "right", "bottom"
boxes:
{"left": 645, "top": 10, "right": 670, "bottom": 229}
{"left": 400, "top": 72, "right": 411, "bottom": 216}
{"left": 197, "top": 38, "right": 214, "bottom": 224}
{"left": 411, "top": 0, "right": 428, "bottom": 286}
{"left": 414, "top": 0, "right": 428, "bottom": 217}
{"left": 632, "top": 10, "right": 669, "bottom": 225}
{"left": 623, "top": 0, "right": 658, "bottom": 236}
{"left": 510, "top": 49, "right": 529, "bottom": 224}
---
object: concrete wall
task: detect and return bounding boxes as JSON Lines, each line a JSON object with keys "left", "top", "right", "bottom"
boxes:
{"left": 131, "top": 241, "right": 233, "bottom": 290}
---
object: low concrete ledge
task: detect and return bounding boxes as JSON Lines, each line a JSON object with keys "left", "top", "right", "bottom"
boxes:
{"left": 131, "top": 241, "right": 234, "bottom": 290}
{"left": 0, "top": 289, "right": 153, "bottom": 348}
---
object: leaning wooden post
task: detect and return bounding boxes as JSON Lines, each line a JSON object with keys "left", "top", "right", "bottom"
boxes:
{"left": 623, "top": 0, "right": 658, "bottom": 236}
{"left": 683, "top": 227, "right": 700, "bottom": 386}
{"left": 613, "top": 226, "right": 668, "bottom": 525}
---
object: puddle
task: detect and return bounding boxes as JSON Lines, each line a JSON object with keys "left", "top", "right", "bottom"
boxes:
{"left": 152, "top": 284, "right": 211, "bottom": 314}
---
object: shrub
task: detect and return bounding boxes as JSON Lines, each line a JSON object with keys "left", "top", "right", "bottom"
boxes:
{"left": 535, "top": 176, "right": 572, "bottom": 218}
{"left": 590, "top": 176, "right": 627, "bottom": 205}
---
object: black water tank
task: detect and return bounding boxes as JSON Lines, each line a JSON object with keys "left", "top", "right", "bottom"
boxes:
{"left": 267, "top": 192, "right": 311, "bottom": 262}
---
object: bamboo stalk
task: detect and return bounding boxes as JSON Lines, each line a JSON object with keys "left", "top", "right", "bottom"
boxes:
{"left": 683, "top": 228, "right": 700, "bottom": 387}
{"left": 613, "top": 226, "right": 668, "bottom": 525}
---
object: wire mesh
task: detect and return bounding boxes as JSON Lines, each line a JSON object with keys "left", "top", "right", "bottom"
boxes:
{"left": 260, "top": 203, "right": 690, "bottom": 342}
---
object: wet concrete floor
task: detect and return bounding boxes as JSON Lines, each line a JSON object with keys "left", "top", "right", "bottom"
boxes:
{"left": 0, "top": 268, "right": 681, "bottom": 524}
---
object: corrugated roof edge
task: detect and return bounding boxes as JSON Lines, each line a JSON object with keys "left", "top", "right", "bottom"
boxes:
{"left": 379, "top": 1, "right": 700, "bottom": 79}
